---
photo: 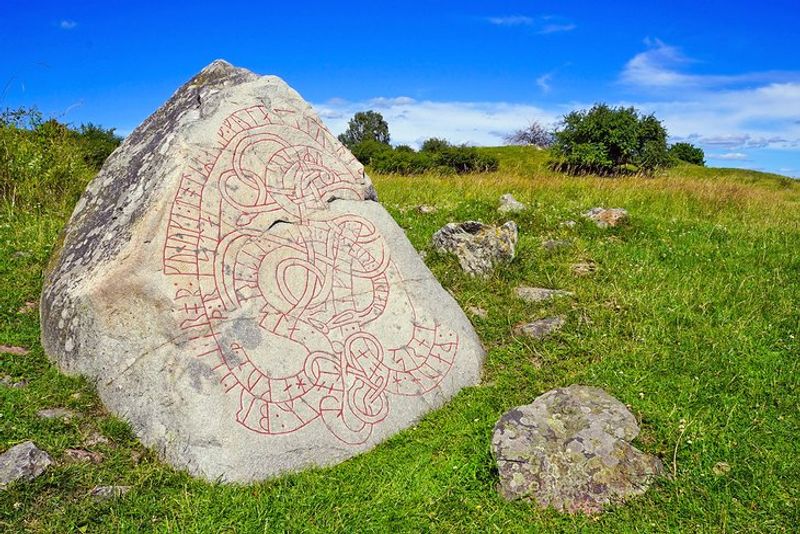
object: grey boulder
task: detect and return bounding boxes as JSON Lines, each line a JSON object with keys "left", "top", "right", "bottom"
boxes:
{"left": 513, "top": 316, "right": 565, "bottom": 339}
{"left": 515, "top": 286, "right": 573, "bottom": 303}
{"left": 432, "top": 221, "right": 518, "bottom": 276}
{"left": 0, "top": 441, "right": 53, "bottom": 489}
{"left": 40, "top": 60, "right": 484, "bottom": 482}
{"left": 492, "top": 385, "right": 663, "bottom": 514}
{"left": 583, "top": 208, "right": 629, "bottom": 228}
{"left": 498, "top": 194, "right": 526, "bottom": 213}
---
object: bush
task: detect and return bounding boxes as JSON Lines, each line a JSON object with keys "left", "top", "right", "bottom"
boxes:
{"left": 0, "top": 107, "right": 119, "bottom": 213}
{"left": 550, "top": 104, "right": 673, "bottom": 175}
{"left": 369, "top": 144, "right": 498, "bottom": 175}
{"left": 75, "top": 123, "right": 122, "bottom": 168}
{"left": 371, "top": 150, "right": 434, "bottom": 174}
{"left": 504, "top": 121, "right": 554, "bottom": 148}
{"left": 350, "top": 139, "right": 392, "bottom": 165}
{"left": 669, "top": 142, "right": 705, "bottom": 166}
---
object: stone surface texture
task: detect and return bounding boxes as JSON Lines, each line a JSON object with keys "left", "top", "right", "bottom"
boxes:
{"left": 492, "top": 385, "right": 663, "bottom": 514}
{"left": 0, "top": 441, "right": 53, "bottom": 489}
{"left": 498, "top": 194, "right": 526, "bottom": 213}
{"left": 40, "top": 60, "right": 484, "bottom": 482}
{"left": 513, "top": 316, "right": 565, "bottom": 339}
{"left": 515, "top": 287, "right": 574, "bottom": 303}
{"left": 431, "top": 221, "right": 517, "bottom": 276}
{"left": 583, "top": 208, "right": 629, "bottom": 228}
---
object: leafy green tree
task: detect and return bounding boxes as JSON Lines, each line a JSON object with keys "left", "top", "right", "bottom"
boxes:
{"left": 338, "top": 111, "right": 390, "bottom": 148}
{"left": 550, "top": 104, "right": 673, "bottom": 175}
{"left": 420, "top": 137, "right": 451, "bottom": 152}
{"left": 669, "top": 142, "right": 705, "bottom": 166}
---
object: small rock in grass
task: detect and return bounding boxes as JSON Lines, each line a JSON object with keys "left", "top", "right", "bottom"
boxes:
{"left": 64, "top": 448, "right": 104, "bottom": 464}
{"left": 0, "top": 442, "right": 53, "bottom": 489}
{"left": 467, "top": 306, "right": 488, "bottom": 318}
{"left": 560, "top": 220, "right": 577, "bottom": 228}
{"left": 0, "top": 375, "right": 28, "bottom": 388}
{"left": 83, "top": 432, "right": 110, "bottom": 447}
{"left": 712, "top": 462, "right": 731, "bottom": 476}
{"left": 515, "top": 287, "right": 574, "bottom": 303}
{"left": 583, "top": 207, "right": 629, "bottom": 228}
{"left": 17, "top": 301, "right": 37, "bottom": 314}
{"left": 89, "top": 485, "right": 131, "bottom": 501}
{"left": 542, "top": 239, "right": 572, "bottom": 251}
{"left": 492, "top": 385, "right": 663, "bottom": 514}
{"left": 498, "top": 193, "right": 526, "bottom": 213}
{"left": 571, "top": 262, "right": 597, "bottom": 276}
{"left": 432, "top": 221, "right": 518, "bottom": 276}
{"left": 513, "top": 316, "right": 565, "bottom": 339}
{"left": 37, "top": 408, "right": 76, "bottom": 420}
{"left": 0, "top": 345, "right": 29, "bottom": 356}
{"left": 417, "top": 204, "right": 437, "bottom": 214}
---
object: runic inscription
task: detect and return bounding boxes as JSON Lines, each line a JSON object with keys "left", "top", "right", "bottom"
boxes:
{"left": 163, "top": 105, "right": 458, "bottom": 444}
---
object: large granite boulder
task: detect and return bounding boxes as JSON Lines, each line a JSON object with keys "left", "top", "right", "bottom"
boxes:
{"left": 41, "top": 60, "right": 484, "bottom": 482}
{"left": 492, "top": 385, "right": 662, "bottom": 514}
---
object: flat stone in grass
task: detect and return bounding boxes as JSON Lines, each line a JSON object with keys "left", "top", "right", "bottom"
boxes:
{"left": 498, "top": 193, "right": 526, "bottom": 213}
{"left": 0, "top": 345, "right": 29, "bottom": 356}
{"left": 40, "top": 60, "right": 484, "bottom": 483}
{"left": 513, "top": 316, "right": 565, "bottom": 339}
{"left": 89, "top": 485, "right": 131, "bottom": 501}
{"left": 0, "top": 442, "right": 53, "bottom": 489}
{"left": 37, "top": 408, "right": 76, "bottom": 420}
{"left": 571, "top": 261, "right": 597, "bottom": 276}
{"left": 64, "top": 448, "right": 104, "bottom": 464}
{"left": 0, "top": 375, "right": 28, "bottom": 388}
{"left": 515, "top": 286, "right": 574, "bottom": 303}
{"left": 492, "top": 385, "right": 663, "bottom": 514}
{"left": 542, "top": 239, "right": 572, "bottom": 251}
{"left": 583, "top": 207, "right": 629, "bottom": 228}
{"left": 417, "top": 204, "right": 437, "bottom": 214}
{"left": 432, "top": 221, "right": 518, "bottom": 276}
{"left": 467, "top": 306, "right": 488, "bottom": 319}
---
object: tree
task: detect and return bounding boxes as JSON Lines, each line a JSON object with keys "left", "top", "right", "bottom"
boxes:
{"left": 420, "top": 137, "right": 450, "bottom": 152}
{"left": 669, "top": 142, "right": 705, "bottom": 166}
{"left": 550, "top": 104, "right": 673, "bottom": 175}
{"left": 337, "top": 111, "right": 390, "bottom": 148}
{"left": 504, "top": 121, "right": 554, "bottom": 148}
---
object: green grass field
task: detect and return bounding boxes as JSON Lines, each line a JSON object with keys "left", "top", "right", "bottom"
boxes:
{"left": 1, "top": 146, "right": 798, "bottom": 532}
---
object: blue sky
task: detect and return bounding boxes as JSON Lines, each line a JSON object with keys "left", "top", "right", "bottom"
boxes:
{"left": 2, "top": 0, "right": 799, "bottom": 176}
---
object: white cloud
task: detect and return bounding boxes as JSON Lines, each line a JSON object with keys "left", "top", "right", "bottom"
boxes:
{"left": 313, "top": 98, "right": 559, "bottom": 148}
{"left": 536, "top": 73, "right": 552, "bottom": 93}
{"left": 621, "top": 38, "right": 799, "bottom": 90}
{"left": 487, "top": 15, "right": 533, "bottom": 26}
{"left": 59, "top": 20, "right": 77, "bottom": 30}
{"left": 538, "top": 23, "right": 576, "bottom": 35}
{"left": 486, "top": 15, "right": 575, "bottom": 34}
{"left": 709, "top": 152, "right": 749, "bottom": 161}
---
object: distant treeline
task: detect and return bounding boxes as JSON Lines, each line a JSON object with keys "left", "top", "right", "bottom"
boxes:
{"left": 339, "top": 106, "right": 706, "bottom": 176}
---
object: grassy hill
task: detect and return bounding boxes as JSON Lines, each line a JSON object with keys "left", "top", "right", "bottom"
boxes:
{"left": 1, "top": 146, "right": 798, "bottom": 532}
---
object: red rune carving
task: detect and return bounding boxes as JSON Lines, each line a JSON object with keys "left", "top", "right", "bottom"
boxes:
{"left": 163, "top": 105, "right": 459, "bottom": 444}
